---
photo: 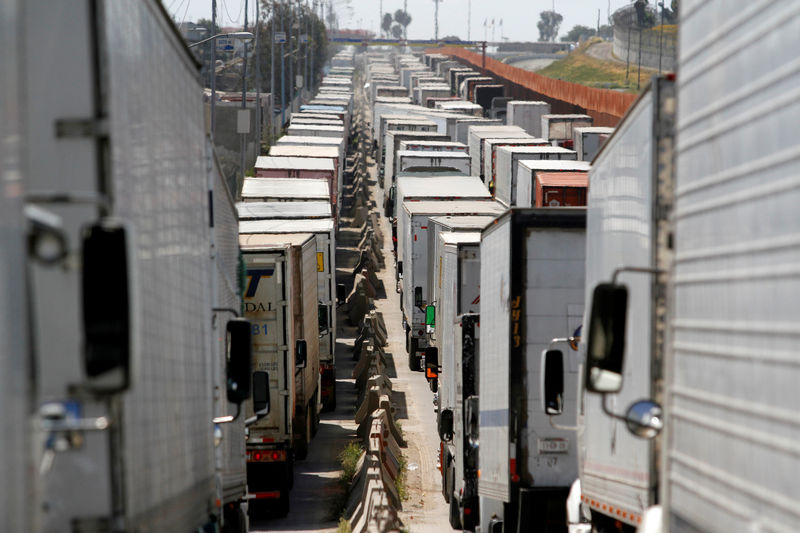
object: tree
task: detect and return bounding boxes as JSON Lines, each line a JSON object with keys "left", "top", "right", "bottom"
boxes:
{"left": 249, "top": 1, "right": 328, "bottom": 94}
{"left": 597, "top": 24, "right": 613, "bottom": 39}
{"left": 561, "top": 24, "right": 595, "bottom": 42}
{"left": 394, "top": 9, "right": 412, "bottom": 40}
{"left": 390, "top": 23, "right": 403, "bottom": 39}
{"left": 382, "top": 13, "right": 393, "bottom": 37}
{"left": 537, "top": 10, "right": 563, "bottom": 42}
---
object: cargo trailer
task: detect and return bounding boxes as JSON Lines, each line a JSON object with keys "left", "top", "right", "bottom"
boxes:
{"left": 515, "top": 160, "right": 591, "bottom": 208}
{"left": 478, "top": 208, "right": 586, "bottom": 533}
{"left": 541, "top": 114, "right": 593, "bottom": 146}
{"left": 572, "top": 126, "right": 614, "bottom": 161}
{"left": 483, "top": 137, "right": 550, "bottom": 190}
{"left": 467, "top": 126, "right": 530, "bottom": 180}
{"left": 507, "top": 101, "right": 552, "bottom": 137}
{"left": 400, "top": 200, "right": 506, "bottom": 370}
{"left": 240, "top": 233, "right": 321, "bottom": 515}
{"left": 395, "top": 150, "right": 471, "bottom": 177}
{"left": 241, "top": 177, "right": 330, "bottom": 203}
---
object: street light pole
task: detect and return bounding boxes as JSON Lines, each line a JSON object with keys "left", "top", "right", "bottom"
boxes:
{"left": 281, "top": 4, "right": 286, "bottom": 126}
{"left": 241, "top": 0, "right": 249, "bottom": 185}
{"left": 211, "top": 0, "right": 217, "bottom": 137}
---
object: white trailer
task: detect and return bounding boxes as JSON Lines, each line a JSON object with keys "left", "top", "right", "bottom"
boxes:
{"left": 396, "top": 150, "right": 471, "bottom": 176}
{"left": 16, "top": 1, "right": 254, "bottom": 531}
{"left": 507, "top": 101, "right": 552, "bottom": 137}
{"left": 430, "top": 232, "right": 482, "bottom": 531}
{"left": 238, "top": 217, "right": 337, "bottom": 411}
{"left": 286, "top": 124, "right": 346, "bottom": 141}
{"left": 400, "top": 201, "right": 505, "bottom": 370}
{"left": 515, "top": 160, "right": 591, "bottom": 208}
{"left": 241, "top": 177, "right": 331, "bottom": 203}
{"left": 382, "top": 130, "right": 450, "bottom": 192}
{"left": 572, "top": 126, "right": 614, "bottom": 161}
{"left": 393, "top": 175, "right": 492, "bottom": 223}
{"left": 239, "top": 233, "right": 321, "bottom": 515}
{"left": 436, "top": 100, "right": 484, "bottom": 117}
{"left": 454, "top": 118, "right": 503, "bottom": 145}
{"left": 556, "top": 77, "right": 676, "bottom": 532}
{"left": 467, "top": 126, "right": 530, "bottom": 180}
{"left": 482, "top": 137, "right": 549, "bottom": 188}
{"left": 399, "top": 140, "right": 468, "bottom": 154}
{"left": 237, "top": 201, "right": 333, "bottom": 220}
{"left": 478, "top": 209, "right": 586, "bottom": 533}
{"left": 494, "top": 146, "right": 578, "bottom": 208}
{"left": 541, "top": 114, "right": 593, "bottom": 144}
{"left": 415, "top": 84, "right": 452, "bottom": 107}
{"left": 273, "top": 135, "right": 345, "bottom": 194}
{"left": 575, "top": 5, "right": 800, "bottom": 532}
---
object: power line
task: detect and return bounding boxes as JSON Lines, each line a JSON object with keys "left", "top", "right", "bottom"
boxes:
{"left": 180, "top": 0, "right": 193, "bottom": 25}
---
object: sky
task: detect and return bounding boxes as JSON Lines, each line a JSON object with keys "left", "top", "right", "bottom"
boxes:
{"left": 165, "top": 0, "right": 637, "bottom": 42}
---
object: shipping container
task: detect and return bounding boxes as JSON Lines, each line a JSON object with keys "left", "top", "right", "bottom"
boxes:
{"left": 534, "top": 172, "right": 588, "bottom": 207}
{"left": 241, "top": 177, "right": 330, "bottom": 203}
{"left": 541, "top": 114, "right": 593, "bottom": 144}
{"left": 483, "top": 137, "right": 549, "bottom": 189}
{"left": 396, "top": 150, "right": 471, "bottom": 176}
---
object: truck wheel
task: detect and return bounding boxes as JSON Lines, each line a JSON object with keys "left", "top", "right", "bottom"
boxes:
{"left": 275, "top": 491, "right": 290, "bottom": 518}
{"left": 222, "top": 504, "right": 246, "bottom": 533}
{"left": 449, "top": 493, "right": 463, "bottom": 530}
{"left": 295, "top": 406, "right": 312, "bottom": 460}
{"left": 409, "top": 337, "right": 419, "bottom": 371}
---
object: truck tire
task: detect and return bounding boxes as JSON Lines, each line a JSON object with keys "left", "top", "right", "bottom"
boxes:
{"left": 449, "top": 492, "right": 463, "bottom": 530}
{"left": 275, "top": 491, "right": 290, "bottom": 518}
{"left": 409, "top": 337, "right": 419, "bottom": 371}
{"left": 312, "top": 393, "right": 321, "bottom": 437}
{"left": 295, "top": 405, "right": 312, "bottom": 460}
{"left": 222, "top": 504, "right": 246, "bottom": 533}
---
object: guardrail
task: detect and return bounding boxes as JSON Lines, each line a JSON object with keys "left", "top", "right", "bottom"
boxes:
{"left": 337, "top": 87, "right": 405, "bottom": 532}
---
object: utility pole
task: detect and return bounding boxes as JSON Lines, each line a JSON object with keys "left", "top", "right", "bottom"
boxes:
{"left": 434, "top": 0, "right": 440, "bottom": 41}
{"left": 241, "top": 0, "right": 249, "bottom": 184}
{"left": 288, "top": 3, "right": 294, "bottom": 114}
{"left": 379, "top": 0, "right": 382, "bottom": 37}
{"left": 281, "top": 3, "right": 286, "bottom": 126}
{"left": 404, "top": 0, "right": 408, "bottom": 40}
{"left": 211, "top": 0, "right": 217, "bottom": 137}
{"left": 255, "top": 1, "right": 262, "bottom": 151}
{"left": 271, "top": 1, "right": 275, "bottom": 138}
{"left": 467, "top": 0, "right": 471, "bottom": 41}
{"left": 310, "top": 0, "right": 315, "bottom": 93}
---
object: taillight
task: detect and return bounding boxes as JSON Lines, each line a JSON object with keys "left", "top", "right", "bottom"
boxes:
{"left": 464, "top": 507, "right": 472, "bottom": 516}
{"left": 272, "top": 451, "right": 280, "bottom": 461}
{"left": 254, "top": 452, "right": 262, "bottom": 461}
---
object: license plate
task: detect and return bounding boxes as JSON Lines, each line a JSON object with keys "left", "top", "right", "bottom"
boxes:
{"left": 538, "top": 438, "right": 569, "bottom": 454}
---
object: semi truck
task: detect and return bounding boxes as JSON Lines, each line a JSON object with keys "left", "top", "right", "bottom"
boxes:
{"left": 239, "top": 233, "right": 321, "bottom": 516}
{"left": 400, "top": 200, "right": 505, "bottom": 370}
{"left": 428, "top": 231, "right": 482, "bottom": 531}
{"left": 482, "top": 138, "right": 550, "bottom": 190}
{"left": 541, "top": 114, "right": 593, "bottom": 147}
{"left": 494, "top": 146, "right": 578, "bottom": 208}
{"left": 507, "top": 101, "right": 552, "bottom": 138}
{"left": 396, "top": 150, "right": 471, "bottom": 176}
{"left": 240, "top": 177, "right": 331, "bottom": 203}
{"left": 8, "top": 1, "right": 256, "bottom": 531}
{"left": 478, "top": 208, "right": 586, "bottom": 533}
{"left": 572, "top": 127, "right": 614, "bottom": 162}
{"left": 515, "top": 160, "right": 591, "bottom": 208}
{"left": 239, "top": 209, "right": 337, "bottom": 412}
{"left": 467, "top": 126, "right": 531, "bottom": 180}
{"left": 542, "top": 75, "right": 676, "bottom": 532}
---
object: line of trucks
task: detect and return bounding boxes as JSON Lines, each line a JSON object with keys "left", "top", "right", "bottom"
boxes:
{"left": 367, "top": 3, "right": 800, "bottom": 530}
{"left": 238, "top": 49, "right": 359, "bottom": 516}
{"left": 0, "top": 0, "right": 357, "bottom": 530}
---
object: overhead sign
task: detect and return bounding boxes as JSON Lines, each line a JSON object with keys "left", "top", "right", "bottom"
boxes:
{"left": 274, "top": 32, "right": 287, "bottom": 44}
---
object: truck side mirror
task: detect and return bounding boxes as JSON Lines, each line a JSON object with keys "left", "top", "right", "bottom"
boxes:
{"left": 425, "top": 305, "right": 435, "bottom": 333}
{"left": 252, "top": 371, "right": 270, "bottom": 415}
{"left": 226, "top": 319, "right": 253, "bottom": 404}
{"left": 318, "top": 304, "right": 329, "bottom": 334}
{"left": 465, "top": 395, "right": 479, "bottom": 448}
{"left": 541, "top": 349, "right": 564, "bottom": 415}
{"left": 425, "top": 346, "right": 439, "bottom": 381}
{"left": 438, "top": 408, "right": 454, "bottom": 442}
{"left": 585, "top": 283, "right": 628, "bottom": 393}
{"left": 82, "top": 222, "right": 131, "bottom": 394}
{"left": 415, "top": 286, "right": 423, "bottom": 308}
{"left": 336, "top": 283, "right": 346, "bottom": 304}
{"left": 295, "top": 339, "right": 307, "bottom": 369}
